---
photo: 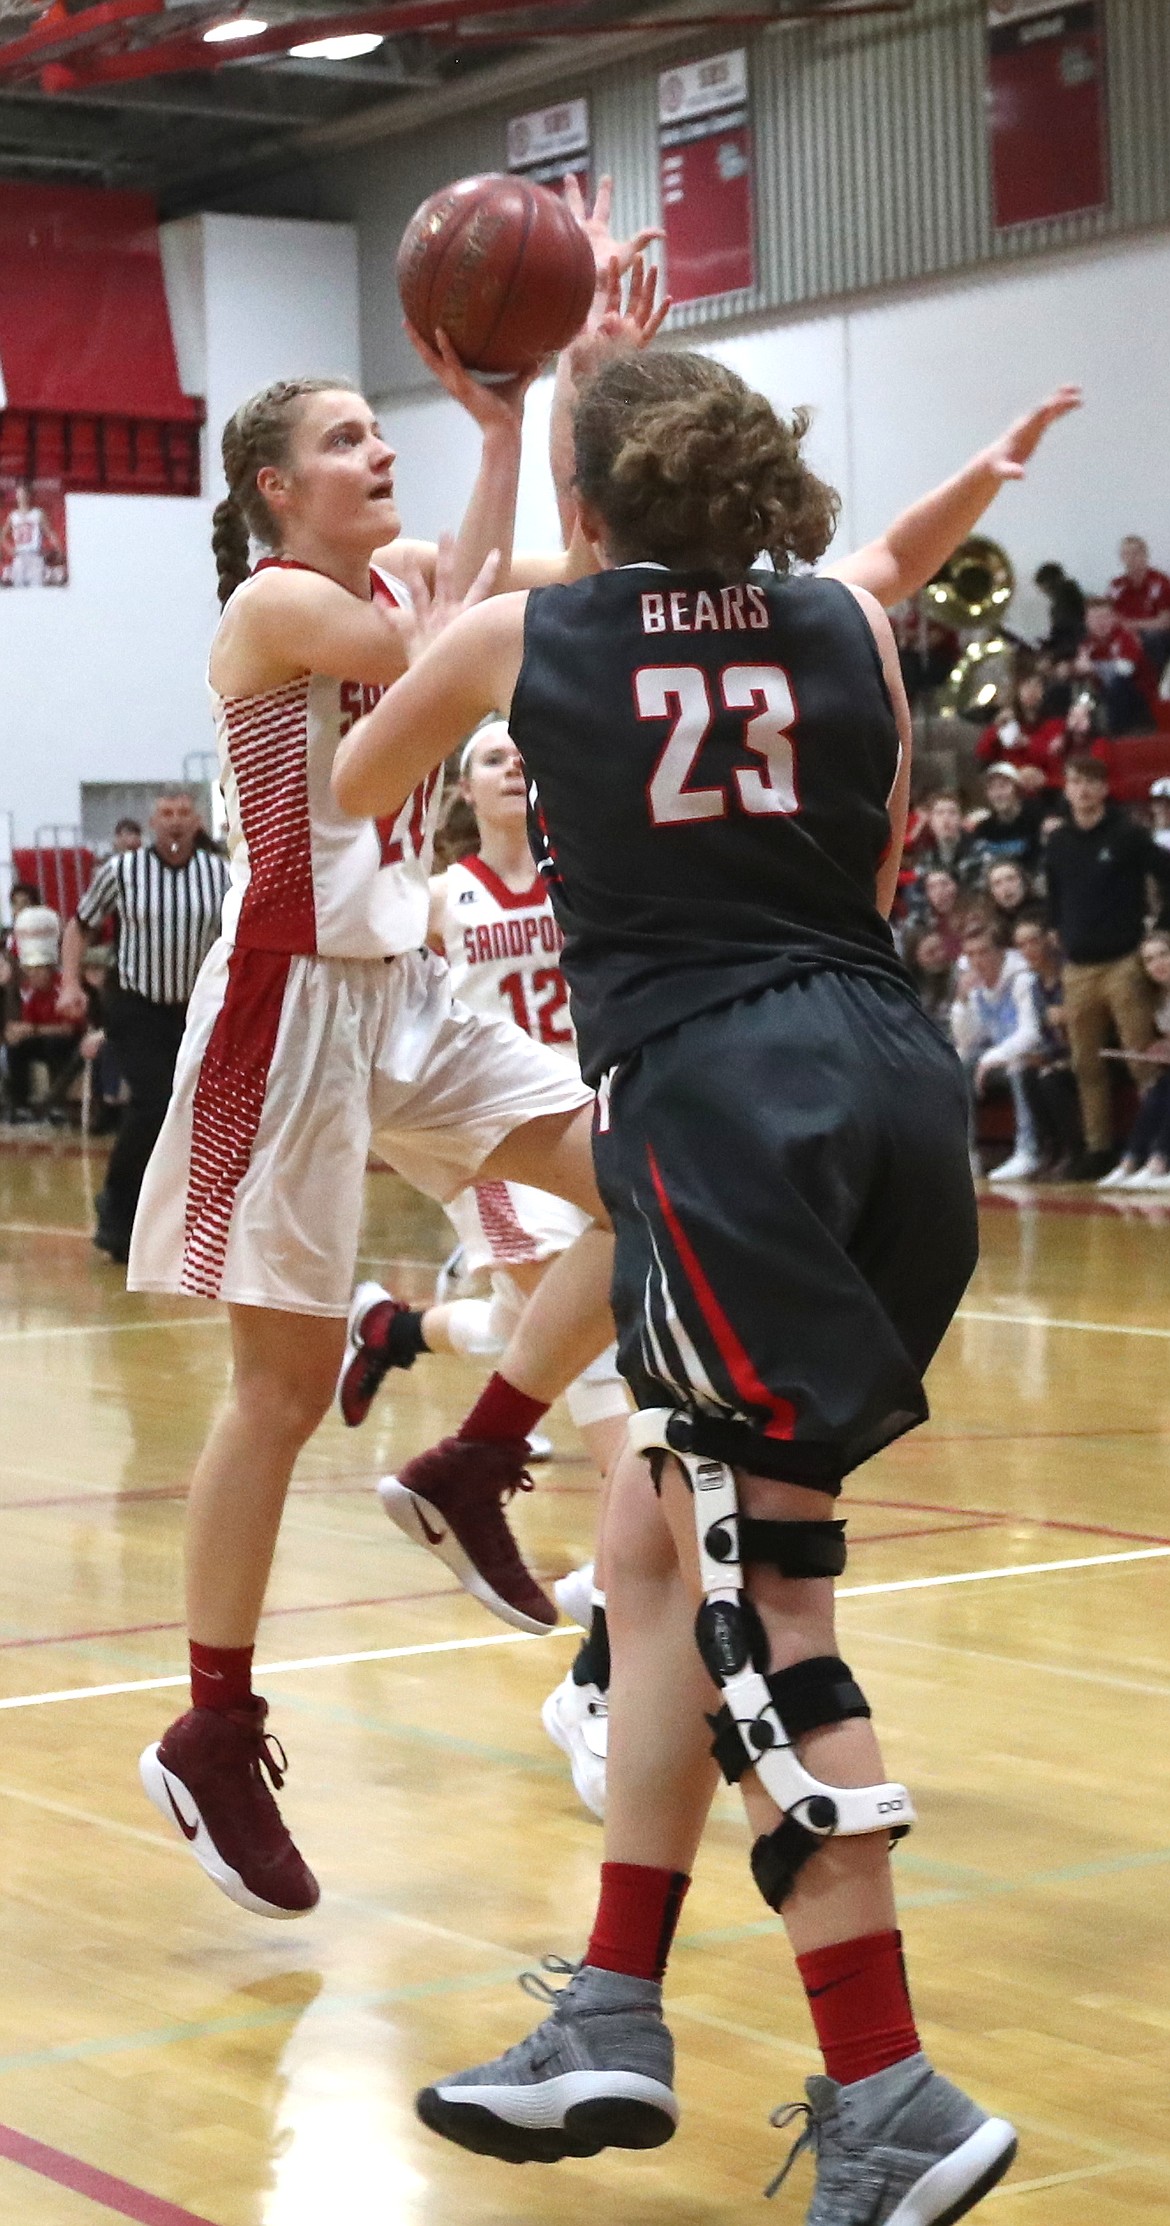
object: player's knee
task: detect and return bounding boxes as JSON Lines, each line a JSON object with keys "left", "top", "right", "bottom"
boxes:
{"left": 233, "top": 1362, "right": 335, "bottom": 1444}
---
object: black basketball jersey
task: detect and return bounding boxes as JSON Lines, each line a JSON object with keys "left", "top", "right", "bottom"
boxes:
{"left": 509, "top": 565, "right": 912, "bottom": 1084}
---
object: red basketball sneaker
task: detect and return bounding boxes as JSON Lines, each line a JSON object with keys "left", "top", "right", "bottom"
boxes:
{"left": 378, "top": 1437, "right": 556, "bottom": 1634}
{"left": 139, "top": 1697, "right": 319, "bottom": 1918}
{"left": 336, "top": 1280, "right": 423, "bottom": 1428}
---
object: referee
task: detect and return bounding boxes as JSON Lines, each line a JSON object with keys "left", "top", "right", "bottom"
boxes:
{"left": 59, "top": 791, "right": 229, "bottom": 1262}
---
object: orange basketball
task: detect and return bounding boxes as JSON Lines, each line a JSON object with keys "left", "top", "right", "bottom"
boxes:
{"left": 397, "top": 173, "right": 597, "bottom": 378}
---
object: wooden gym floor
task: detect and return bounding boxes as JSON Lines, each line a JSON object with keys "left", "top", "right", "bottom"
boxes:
{"left": 0, "top": 1135, "right": 1168, "bottom": 2225}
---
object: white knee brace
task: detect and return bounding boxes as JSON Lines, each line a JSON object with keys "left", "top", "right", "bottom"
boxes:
{"left": 629, "top": 1409, "right": 914, "bottom": 1907}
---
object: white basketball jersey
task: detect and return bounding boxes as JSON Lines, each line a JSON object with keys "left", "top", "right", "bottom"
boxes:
{"left": 442, "top": 856, "right": 575, "bottom": 1055}
{"left": 10, "top": 508, "right": 43, "bottom": 555}
{"left": 212, "top": 561, "right": 441, "bottom": 960}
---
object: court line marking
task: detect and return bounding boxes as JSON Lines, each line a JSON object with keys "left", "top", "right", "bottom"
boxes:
{"left": 844, "top": 1625, "right": 1170, "bottom": 1702}
{"left": 958, "top": 1305, "right": 1170, "bottom": 1340}
{"left": 0, "top": 2119, "right": 219, "bottom": 2226}
{"left": 0, "top": 1316, "right": 222, "bottom": 1345}
{"left": 1, "top": 1545, "right": 1166, "bottom": 1713}
{"left": 985, "top": 2159, "right": 1146, "bottom": 2199}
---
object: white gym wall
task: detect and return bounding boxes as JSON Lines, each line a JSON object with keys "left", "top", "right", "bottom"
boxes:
{"left": 0, "top": 214, "right": 360, "bottom": 845}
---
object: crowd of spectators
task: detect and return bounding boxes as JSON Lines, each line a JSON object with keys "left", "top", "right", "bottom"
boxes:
{"left": 899, "top": 754, "right": 1170, "bottom": 1185}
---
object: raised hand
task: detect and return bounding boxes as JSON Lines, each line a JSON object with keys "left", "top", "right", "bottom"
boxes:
{"left": 985, "top": 385, "right": 1083, "bottom": 481}
{"left": 405, "top": 321, "right": 545, "bottom": 433}
{"left": 567, "top": 255, "right": 672, "bottom": 386}
{"left": 563, "top": 171, "right": 664, "bottom": 288}
{"left": 396, "top": 533, "right": 501, "bottom": 665}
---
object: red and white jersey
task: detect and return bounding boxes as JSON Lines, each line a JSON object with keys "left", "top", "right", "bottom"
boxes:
{"left": 212, "top": 560, "right": 441, "bottom": 960}
{"left": 9, "top": 507, "right": 44, "bottom": 555}
{"left": 440, "top": 855, "right": 575, "bottom": 1056}
{"left": 1110, "top": 566, "right": 1170, "bottom": 625}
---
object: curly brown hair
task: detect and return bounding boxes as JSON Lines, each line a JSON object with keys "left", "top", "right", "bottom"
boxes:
{"left": 572, "top": 350, "right": 839, "bottom": 580}
{"left": 211, "top": 375, "right": 361, "bottom": 607}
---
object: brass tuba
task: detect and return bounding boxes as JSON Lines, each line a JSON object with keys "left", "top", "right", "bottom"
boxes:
{"left": 924, "top": 538, "right": 1017, "bottom": 722}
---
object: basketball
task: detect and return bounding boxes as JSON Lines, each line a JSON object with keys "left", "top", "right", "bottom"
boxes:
{"left": 396, "top": 172, "right": 597, "bottom": 377}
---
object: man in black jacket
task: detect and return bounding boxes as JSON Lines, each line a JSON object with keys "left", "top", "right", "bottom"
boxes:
{"left": 1045, "top": 755, "right": 1170, "bottom": 1177}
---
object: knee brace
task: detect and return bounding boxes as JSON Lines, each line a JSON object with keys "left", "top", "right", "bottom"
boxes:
{"left": 565, "top": 1342, "right": 631, "bottom": 1428}
{"left": 629, "top": 1409, "right": 914, "bottom": 1909}
{"left": 442, "top": 1293, "right": 516, "bottom": 1360}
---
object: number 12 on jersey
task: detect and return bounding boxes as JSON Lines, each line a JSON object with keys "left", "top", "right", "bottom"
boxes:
{"left": 634, "top": 663, "right": 799, "bottom": 826}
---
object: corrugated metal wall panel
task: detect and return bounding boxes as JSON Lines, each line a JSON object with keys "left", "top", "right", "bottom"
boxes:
{"left": 314, "top": 0, "right": 1170, "bottom": 393}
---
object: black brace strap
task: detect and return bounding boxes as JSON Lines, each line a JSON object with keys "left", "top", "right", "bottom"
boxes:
{"left": 751, "top": 1805, "right": 838, "bottom": 1910}
{"left": 710, "top": 1517, "right": 847, "bottom": 1579}
{"left": 706, "top": 1654, "right": 871, "bottom": 1785}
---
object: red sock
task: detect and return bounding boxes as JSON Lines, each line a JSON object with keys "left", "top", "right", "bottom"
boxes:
{"left": 796, "top": 1929, "right": 920, "bottom": 2088}
{"left": 457, "top": 1372, "right": 547, "bottom": 1445}
{"left": 189, "top": 1641, "right": 254, "bottom": 1714}
{"left": 586, "top": 1861, "right": 691, "bottom": 1983}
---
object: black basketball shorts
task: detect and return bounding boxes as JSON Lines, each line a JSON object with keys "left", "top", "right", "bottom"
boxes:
{"left": 591, "top": 970, "right": 978, "bottom": 1493}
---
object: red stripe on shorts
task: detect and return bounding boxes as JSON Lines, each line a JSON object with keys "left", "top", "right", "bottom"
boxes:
{"left": 474, "top": 1179, "right": 542, "bottom": 1264}
{"left": 180, "top": 946, "right": 292, "bottom": 1298}
{"left": 646, "top": 1143, "right": 796, "bottom": 1441}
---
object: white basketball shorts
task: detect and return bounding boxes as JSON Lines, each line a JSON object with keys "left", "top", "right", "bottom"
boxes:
{"left": 444, "top": 1176, "right": 590, "bottom": 1278}
{"left": 127, "top": 939, "right": 592, "bottom": 1317}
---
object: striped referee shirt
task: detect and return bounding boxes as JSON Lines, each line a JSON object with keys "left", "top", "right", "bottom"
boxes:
{"left": 77, "top": 846, "right": 230, "bottom": 1005}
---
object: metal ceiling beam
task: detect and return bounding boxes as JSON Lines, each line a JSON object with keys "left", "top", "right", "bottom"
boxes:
{"left": 0, "top": 79, "right": 324, "bottom": 122}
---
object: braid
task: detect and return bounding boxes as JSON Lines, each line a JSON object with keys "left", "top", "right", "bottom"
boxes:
{"left": 212, "top": 373, "right": 360, "bottom": 603}
{"left": 211, "top": 495, "right": 251, "bottom": 608}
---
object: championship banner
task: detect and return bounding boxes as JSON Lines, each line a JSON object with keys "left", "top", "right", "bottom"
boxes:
{"left": 0, "top": 475, "right": 67, "bottom": 587}
{"left": 658, "top": 49, "right": 755, "bottom": 306}
{"left": 506, "top": 97, "right": 590, "bottom": 202}
{"left": 987, "top": 2, "right": 1108, "bottom": 228}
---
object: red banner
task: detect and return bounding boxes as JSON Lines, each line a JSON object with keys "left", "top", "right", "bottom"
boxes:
{"left": 659, "top": 51, "right": 754, "bottom": 306}
{"left": 988, "top": 2, "right": 1108, "bottom": 228}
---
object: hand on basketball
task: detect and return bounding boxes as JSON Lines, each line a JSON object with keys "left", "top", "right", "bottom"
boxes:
{"left": 564, "top": 172, "right": 664, "bottom": 290}
{"left": 405, "top": 322, "right": 546, "bottom": 433}
{"left": 985, "top": 384, "right": 1083, "bottom": 481}
{"left": 396, "top": 532, "right": 501, "bottom": 664}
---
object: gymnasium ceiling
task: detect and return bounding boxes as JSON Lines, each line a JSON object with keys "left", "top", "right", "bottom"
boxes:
{"left": 0, "top": 0, "right": 912, "bottom": 209}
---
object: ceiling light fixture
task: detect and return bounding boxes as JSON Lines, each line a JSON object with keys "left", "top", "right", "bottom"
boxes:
{"left": 203, "top": 16, "right": 269, "bottom": 40}
{"left": 288, "top": 31, "right": 385, "bottom": 58}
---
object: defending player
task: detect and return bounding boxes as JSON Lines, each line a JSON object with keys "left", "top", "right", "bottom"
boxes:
{"left": 329, "top": 345, "right": 1078, "bottom": 2220}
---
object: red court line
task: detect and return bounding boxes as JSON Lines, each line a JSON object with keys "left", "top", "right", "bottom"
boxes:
{"left": 844, "top": 1493, "right": 1170, "bottom": 1550}
{"left": 0, "top": 2120, "right": 219, "bottom": 2226}
{"left": 0, "top": 1582, "right": 464, "bottom": 1653}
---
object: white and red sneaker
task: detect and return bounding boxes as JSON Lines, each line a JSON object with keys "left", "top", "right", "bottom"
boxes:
{"left": 378, "top": 1436, "right": 556, "bottom": 1633}
{"left": 337, "top": 1280, "right": 420, "bottom": 1428}
{"left": 140, "top": 1697, "right": 319, "bottom": 1918}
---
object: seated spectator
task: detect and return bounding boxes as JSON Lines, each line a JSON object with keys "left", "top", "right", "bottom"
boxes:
{"left": 1035, "top": 560, "right": 1087, "bottom": 660}
{"left": 1150, "top": 776, "right": 1170, "bottom": 853}
{"left": 1074, "top": 598, "right": 1158, "bottom": 735}
{"left": 1012, "top": 915, "right": 1084, "bottom": 1174}
{"left": 975, "top": 671, "right": 1050, "bottom": 790}
{"left": 909, "top": 866, "right": 976, "bottom": 962}
{"left": 1045, "top": 753, "right": 1170, "bottom": 1177}
{"left": 986, "top": 858, "right": 1033, "bottom": 943}
{"left": 1097, "top": 931, "right": 1170, "bottom": 1190}
{"left": 971, "top": 764, "right": 1045, "bottom": 875}
{"left": 951, "top": 920, "right": 1043, "bottom": 1182}
{"left": 911, "top": 792, "right": 984, "bottom": 885}
{"left": 1032, "top": 691, "right": 1109, "bottom": 788}
{"left": 903, "top": 923, "right": 956, "bottom": 1029}
{"left": 2, "top": 910, "right": 81, "bottom": 1123}
{"left": 1109, "top": 535, "right": 1170, "bottom": 677}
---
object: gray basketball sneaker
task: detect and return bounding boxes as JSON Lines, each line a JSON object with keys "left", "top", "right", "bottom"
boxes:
{"left": 767, "top": 2053, "right": 1017, "bottom": 2223}
{"left": 416, "top": 1960, "right": 678, "bottom": 2164}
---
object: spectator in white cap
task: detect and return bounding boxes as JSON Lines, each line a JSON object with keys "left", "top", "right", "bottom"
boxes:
{"left": 13, "top": 904, "right": 62, "bottom": 970}
{"left": 972, "top": 763, "right": 1044, "bottom": 878}
{"left": 3, "top": 905, "right": 80, "bottom": 1123}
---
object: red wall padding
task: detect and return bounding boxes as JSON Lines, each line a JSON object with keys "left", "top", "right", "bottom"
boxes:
{"left": 0, "top": 182, "right": 200, "bottom": 421}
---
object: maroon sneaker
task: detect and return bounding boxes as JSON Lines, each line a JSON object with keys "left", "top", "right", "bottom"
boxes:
{"left": 336, "top": 1280, "right": 422, "bottom": 1428}
{"left": 378, "top": 1437, "right": 556, "bottom": 1634}
{"left": 139, "top": 1697, "right": 319, "bottom": 1918}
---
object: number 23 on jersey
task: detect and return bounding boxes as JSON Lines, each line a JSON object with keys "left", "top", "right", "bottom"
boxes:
{"left": 634, "top": 663, "right": 799, "bottom": 826}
